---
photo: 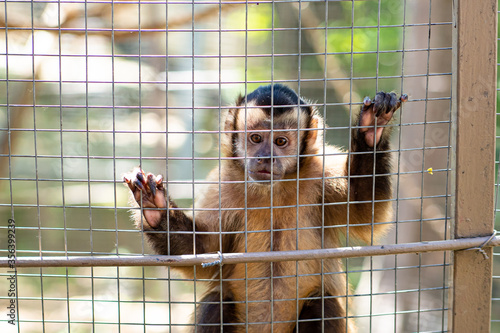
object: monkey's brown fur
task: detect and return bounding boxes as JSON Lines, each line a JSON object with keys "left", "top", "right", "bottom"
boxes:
{"left": 125, "top": 84, "right": 405, "bottom": 332}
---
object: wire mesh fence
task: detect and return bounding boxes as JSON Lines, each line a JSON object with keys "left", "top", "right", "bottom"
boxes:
{"left": 0, "top": 0, "right": 497, "bottom": 332}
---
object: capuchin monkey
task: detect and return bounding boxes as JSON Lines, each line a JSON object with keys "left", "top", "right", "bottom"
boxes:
{"left": 124, "top": 84, "right": 406, "bottom": 332}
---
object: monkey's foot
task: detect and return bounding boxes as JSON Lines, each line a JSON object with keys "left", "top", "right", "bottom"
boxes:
{"left": 360, "top": 92, "right": 408, "bottom": 147}
{"left": 124, "top": 168, "right": 167, "bottom": 228}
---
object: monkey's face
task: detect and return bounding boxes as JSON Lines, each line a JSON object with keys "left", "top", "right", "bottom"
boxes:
{"left": 245, "top": 128, "right": 299, "bottom": 182}
{"left": 230, "top": 106, "right": 316, "bottom": 184}
{"left": 223, "top": 85, "right": 320, "bottom": 185}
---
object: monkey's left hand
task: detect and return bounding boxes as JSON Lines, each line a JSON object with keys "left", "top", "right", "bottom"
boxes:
{"left": 124, "top": 168, "right": 167, "bottom": 229}
{"left": 359, "top": 92, "right": 408, "bottom": 147}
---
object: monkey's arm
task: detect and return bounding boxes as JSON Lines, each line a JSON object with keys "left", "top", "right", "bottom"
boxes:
{"left": 325, "top": 92, "right": 406, "bottom": 242}
{"left": 350, "top": 92, "right": 406, "bottom": 196}
{"left": 124, "top": 168, "right": 218, "bottom": 256}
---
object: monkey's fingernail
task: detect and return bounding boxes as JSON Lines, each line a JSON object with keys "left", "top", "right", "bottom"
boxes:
{"left": 400, "top": 94, "right": 408, "bottom": 102}
{"left": 136, "top": 172, "right": 145, "bottom": 183}
{"left": 123, "top": 175, "right": 130, "bottom": 183}
{"left": 134, "top": 179, "right": 145, "bottom": 191}
{"left": 363, "top": 97, "right": 372, "bottom": 106}
{"left": 147, "top": 175, "right": 157, "bottom": 196}
{"left": 156, "top": 175, "right": 164, "bottom": 191}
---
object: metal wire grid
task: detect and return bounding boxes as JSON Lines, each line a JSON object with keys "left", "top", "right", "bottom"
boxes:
{"left": 0, "top": 0, "right": 455, "bottom": 332}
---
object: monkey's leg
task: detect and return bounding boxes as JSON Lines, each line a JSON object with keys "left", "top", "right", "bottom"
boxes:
{"left": 194, "top": 289, "right": 238, "bottom": 333}
{"left": 295, "top": 292, "right": 348, "bottom": 332}
{"left": 124, "top": 168, "right": 207, "bottom": 255}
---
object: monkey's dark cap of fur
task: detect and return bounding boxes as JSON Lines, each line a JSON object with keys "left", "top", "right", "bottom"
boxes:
{"left": 240, "top": 84, "right": 313, "bottom": 117}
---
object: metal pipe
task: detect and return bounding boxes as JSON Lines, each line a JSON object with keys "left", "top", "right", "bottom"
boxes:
{"left": 2, "top": 234, "right": 498, "bottom": 268}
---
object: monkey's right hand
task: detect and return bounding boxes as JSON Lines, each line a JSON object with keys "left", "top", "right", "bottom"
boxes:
{"left": 124, "top": 168, "right": 167, "bottom": 229}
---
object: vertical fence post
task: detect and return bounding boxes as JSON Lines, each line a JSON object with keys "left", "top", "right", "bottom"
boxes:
{"left": 451, "top": 0, "right": 497, "bottom": 331}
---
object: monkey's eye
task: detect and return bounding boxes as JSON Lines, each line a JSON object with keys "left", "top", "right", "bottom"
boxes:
{"left": 249, "top": 134, "right": 262, "bottom": 143}
{"left": 275, "top": 137, "right": 288, "bottom": 147}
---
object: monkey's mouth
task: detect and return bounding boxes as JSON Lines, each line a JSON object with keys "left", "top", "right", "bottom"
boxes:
{"left": 248, "top": 170, "right": 283, "bottom": 182}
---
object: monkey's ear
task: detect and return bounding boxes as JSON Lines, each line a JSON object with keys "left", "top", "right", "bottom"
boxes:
{"left": 235, "top": 94, "right": 245, "bottom": 106}
{"left": 222, "top": 108, "right": 239, "bottom": 157}
{"left": 224, "top": 94, "right": 243, "bottom": 132}
{"left": 224, "top": 109, "right": 237, "bottom": 132}
{"left": 306, "top": 115, "right": 319, "bottom": 145}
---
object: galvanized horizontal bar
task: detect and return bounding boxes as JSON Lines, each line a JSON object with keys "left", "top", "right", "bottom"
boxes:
{"left": 1, "top": 235, "right": 498, "bottom": 268}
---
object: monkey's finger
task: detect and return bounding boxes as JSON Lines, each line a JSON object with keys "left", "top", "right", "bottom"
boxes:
{"left": 364, "top": 92, "right": 388, "bottom": 117}
{"left": 123, "top": 173, "right": 133, "bottom": 185}
{"left": 136, "top": 170, "right": 146, "bottom": 185}
{"left": 123, "top": 177, "right": 136, "bottom": 193}
{"left": 156, "top": 175, "right": 164, "bottom": 191}
{"left": 361, "top": 96, "right": 374, "bottom": 115}
{"left": 362, "top": 96, "right": 373, "bottom": 107}
{"left": 147, "top": 173, "right": 157, "bottom": 196}
{"left": 373, "top": 91, "right": 385, "bottom": 106}
{"left": 123, "top": 176, "right": 138, "bottom": 193}
{"left": 374, "top": 92, "right": 397, "bottom": 117}
{"left": 153, "top": 175, "right": 168, "bottom": 209}
{"left": 387, "top": 92, "right": 398, "bottom": 113}
{"left": 393, "top": 94, "right": 409, "bottom": 111}
{"left": 123, "top": 168, "right": 141, "bottom": 186}
{"left": 132, "top": 169, "right": 152, "bottom": 193}
{"left": 134, "top": 179, "right": 146, "bottom": 191}
{"left": 123, "top": 168, "right": 146, "bottom": 190}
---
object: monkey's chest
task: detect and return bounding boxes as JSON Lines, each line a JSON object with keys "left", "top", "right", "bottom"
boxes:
{"left": 236, "top": 205, "right": 321, "bottom": 254}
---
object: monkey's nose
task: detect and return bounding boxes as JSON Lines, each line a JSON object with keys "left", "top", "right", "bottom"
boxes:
{"left": 256, "top": 154, "right": 270, "bottom": 164}
{"left": 256, "top": 157, "right": 276, "bottom": 165}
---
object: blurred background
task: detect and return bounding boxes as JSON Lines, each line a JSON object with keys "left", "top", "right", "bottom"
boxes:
{"left": 0, "top": 0, "right": 496, "bottom": 332}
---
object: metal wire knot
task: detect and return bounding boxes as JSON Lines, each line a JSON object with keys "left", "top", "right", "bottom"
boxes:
{"left": 464, "top": 229, "right": 498, "bottom": 260}
{"left": 202, "top": 251, "right": 224, "bottom": 268}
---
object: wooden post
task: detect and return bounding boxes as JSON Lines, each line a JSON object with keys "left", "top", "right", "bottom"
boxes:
{"left": 451, "top": 0, "right": 497, "bottom": 331}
